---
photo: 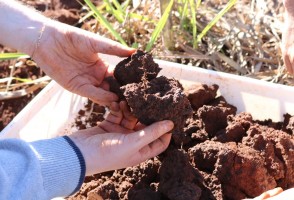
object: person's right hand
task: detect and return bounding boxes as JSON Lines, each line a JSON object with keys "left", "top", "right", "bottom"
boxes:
{"left": 252, "top": 187, "right": 294, "bottom": 200}
{"left": 69, "top": 101, "right": 174, "bottom": 176}
{"left": 251, "top": 187, "right": 283, "bottom": 200}
{"left": 282, "top": 0, "right": 294, "bottom": 74}
{"left": 265, "top": 188, "right": 294, "bottom": 200}
{"left": 281, "top": 21, "right": 294, "bottom": 74}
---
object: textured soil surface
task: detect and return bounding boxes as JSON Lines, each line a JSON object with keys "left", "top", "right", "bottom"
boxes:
{"left": 68, "top": 54, "right": 294, "bottom": 200}
{"left": 68, "top": 82, "right": 294, "bottom": 200}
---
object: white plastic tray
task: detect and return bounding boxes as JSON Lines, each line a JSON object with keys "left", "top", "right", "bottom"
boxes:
{"left": 1, "top": 54, "right": 294, "bottom": 141}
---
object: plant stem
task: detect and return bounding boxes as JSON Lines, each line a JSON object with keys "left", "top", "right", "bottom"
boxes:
{"left": 160, "top": 0, "right": 175, "bottom": 50}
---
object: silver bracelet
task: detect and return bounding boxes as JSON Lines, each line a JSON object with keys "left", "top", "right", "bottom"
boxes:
{"left": 31, "top": 23, "right": 46, "bottom": 59}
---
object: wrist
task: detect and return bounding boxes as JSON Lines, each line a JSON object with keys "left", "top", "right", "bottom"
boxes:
{"left": 0, "top": 0, "right": 47, "bottom": 55}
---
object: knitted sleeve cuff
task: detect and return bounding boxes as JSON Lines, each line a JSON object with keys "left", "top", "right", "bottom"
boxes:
{"left": 30, "top": 136, "right": 86, "bottom": 198}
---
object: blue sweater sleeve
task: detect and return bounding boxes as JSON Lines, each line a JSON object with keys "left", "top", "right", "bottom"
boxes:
{"left": 0, "top": 136, "right": 86, "bottom": 200}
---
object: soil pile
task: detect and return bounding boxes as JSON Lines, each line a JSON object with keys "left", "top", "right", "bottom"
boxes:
{"left": 68, "top": 53, "right": 294, "bottom": 200}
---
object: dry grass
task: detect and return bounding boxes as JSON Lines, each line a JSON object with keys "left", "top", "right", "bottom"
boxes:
{"left": 1, "top": 0, "right": 293, "bottom": 101}
{"left": 82, "top": 0, "right": 294, "bottom": 85}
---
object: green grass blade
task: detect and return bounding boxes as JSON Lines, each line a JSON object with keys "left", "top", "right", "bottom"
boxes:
{"left": 103, "top": 0, "right": 125, "bottom": 23}
{"left": 12, "top": 77, "right": 33, "bottom": 83}
{"left": 121, "top": 0, "right": 131, "bottom": 10}
{"left": 145, "top": 0, "right": 174, "bottom": 52}
{"left": 129, "top": 13, "right": 155, "bottom": 23}
{"left": 196, "top": 0, "right": 201, "bottom": 8}
{"left": 0, "top": 53, "right": 27, "bottom": 60}
{"left": 78, "top": 10, "right": 94, "bottom": 23}
{"left": 112, "top": 0, "right": 123, "bottom": 12}
{"left": 180, "top": 0, "right": 189, "bottom": 25}
{"left": 84, "top": 0, "right": 127, "bottom": 45}
{"left": 79, "top": 3, "right": 108, "bottom": 23}
{"left": 197, "top": 0, "right": 237, "bottom": 43}
{"left": 189, "top": 0, "right": 197, "bottom": 48}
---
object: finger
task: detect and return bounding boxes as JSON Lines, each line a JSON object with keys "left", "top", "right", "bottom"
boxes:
{"left": 80, "top": 85, "right": 118, "bottom": 105}
{"left": 120, "top": 101, "right": 138, "bottom": 130}
{"left": 128, "top": 120, "right": 174, "bottom": 149}
{"left": 90, "top": 99, "right": 111, "bottom": 107}
{"left": 105, "top": 102, "right": 123, "bottom": 124}
{"left": 93, "top": 57, "right": 114, "bottom": 82}
{"left": 138, "top": 133, "right": 172, "bottom": 160}
{"left": 254, "top": 192, "right": 270, "bottom": 200}
{"left": 267, "top": 188, "right": 294, "bottom": 200}
{"left": 90, "top": 34, "right": 136, "bottom": 57}
{"left": 265, "top": 187, "right": 283, "bottom": 197}
{"left": 120, "top": 101, "right": 136, "bottom": 121}
{"left": 72, "top": 126, "right": 106, "bottom": 137}
{"left": 98, "top": 121, "right": 133, "bottom": 134}
{"left": 134, "top": 122, "right": 146, "bottom": 131}
{"left": 110, "top": 102, "right": 120, "bottom": 112}
{"left": 253, "top": 187, "right": 283, "bottom": 200}
{"left": 100, "top": 80, "right": 110, "bottom": 91}
{"left": 121, "top": 119, "right": 138, "bottom": 130}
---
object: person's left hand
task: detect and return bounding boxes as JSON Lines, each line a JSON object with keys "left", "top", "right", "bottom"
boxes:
{"left": 32, "top": 20, "right": 135, "bottom": 106}
{"left": 69, "top": 101, "right": 173, "bottom": 175}
{"left": 281, "top": 22, "right": 294, "bottom": 74}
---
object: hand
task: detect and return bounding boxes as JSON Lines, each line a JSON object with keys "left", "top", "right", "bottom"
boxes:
{"left": 251, "top": 187, "right": 283, "bottom": 200}
{"left": 69, "top": 101, "right": 174, "bottom": 175}
{"left": 282, "top": 0, "right": 294, "bottom": 74}
{"left": 33, "top": 20, "right": 135, "bottom": 106}
{"left": 281, "top": 22, "right": 294, "bottom": 74}
{"left": 106, "top": 101, "right": 138, "bottom": 130}
{"left": 252, "top": 187, "right": 294, "bottom": 200}
{"left": 265, "top": 188, "right": 294, "bottom": 200}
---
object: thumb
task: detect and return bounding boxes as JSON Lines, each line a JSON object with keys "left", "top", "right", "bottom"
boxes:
{"left": 128, "top": 120, "right": 174, "bottom": 150}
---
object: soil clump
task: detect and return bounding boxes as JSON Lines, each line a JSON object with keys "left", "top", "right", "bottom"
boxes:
{"left": 108, "top": 50, "right": 193, "bottom": 135}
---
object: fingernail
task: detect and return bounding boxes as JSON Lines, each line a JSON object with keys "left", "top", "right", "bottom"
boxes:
{"left": 161, "top": 120, "right": 174, "bottom": 132}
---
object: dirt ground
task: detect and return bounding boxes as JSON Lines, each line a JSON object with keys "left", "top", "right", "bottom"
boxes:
{"left": 68, "top": 79, "right": 294, "bottom": 200}
{"left": 67, "top": 51, "right": 294, "bottom": 200}
{"left": 0, "top": 46, "right": 45, "bottom": 130}
{"left": 0, "top": 0, "right": 293, "bottom": 200}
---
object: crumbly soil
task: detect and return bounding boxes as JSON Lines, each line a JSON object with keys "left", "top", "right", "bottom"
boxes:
{"left": 108, "top": 50, "right": 193, "bottom": 136}
{"left": 68, "top": 82, "right": 294, "bottom": 200}
{"left": 114, "top": 50, "right": 162, "bottom": 85}
{"left": 68, "top": 54, "right": 294, "bottom": 200}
